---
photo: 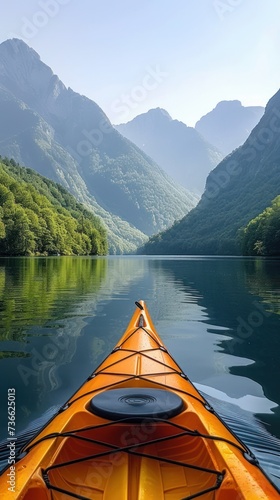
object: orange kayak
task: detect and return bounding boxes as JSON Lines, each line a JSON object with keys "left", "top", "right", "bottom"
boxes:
{"left": 0, "top": 301, "right": 279, "bottom": 499}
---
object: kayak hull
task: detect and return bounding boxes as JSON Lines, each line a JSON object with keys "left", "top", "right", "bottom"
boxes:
{"left": 0, "top": 301, "right": 278, "bottom": 499}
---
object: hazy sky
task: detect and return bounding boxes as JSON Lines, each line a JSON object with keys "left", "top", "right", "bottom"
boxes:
{"left": 1, "top": 0, "right": 280, "bottom": 126}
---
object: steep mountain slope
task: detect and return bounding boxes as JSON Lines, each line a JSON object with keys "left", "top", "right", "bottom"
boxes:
{"left": 0, "top": 39, "right": 198, "bottom": 253}
{"left": 140, "top": 90, "right": 280, "bottom": 255}
{"left": 195, "top": 100, "right": 264, "bottom": 156}
{"left": 115, "top": 108, "right": 222, "bottom": 193}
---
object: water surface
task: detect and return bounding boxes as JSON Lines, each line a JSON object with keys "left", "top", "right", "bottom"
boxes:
{"left": 0, "top": 256, "right": 279, "bottom": 485}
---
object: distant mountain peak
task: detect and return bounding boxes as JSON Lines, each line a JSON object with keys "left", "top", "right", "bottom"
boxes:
{"left": 1, "top": 37, "right": 36, "bottom": 50}
{"left": 117, "top": 108, "right": 172, "bottom": 127}
{"left": 216, "top": 99, "right": 242, "bottom": 108}
{"left": 195, "top": 100, "right": 264, "bottom": 155}
{"left": 0, "top": 38, "right": 65, "bottom": 106}
{"left": 0, "top": 38, "right": 41, "bottom": 66}
{"left": 115, "top": 108, "right": 222, "bottom": 192}
{"left": 145, "top": 107, "right": 172, "bottom": 119}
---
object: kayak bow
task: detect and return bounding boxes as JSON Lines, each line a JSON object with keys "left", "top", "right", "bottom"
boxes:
{"left": 1, "top": 300, "right": 279, "bottom": 499}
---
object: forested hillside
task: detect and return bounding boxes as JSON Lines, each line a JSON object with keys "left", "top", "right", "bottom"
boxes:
{"left": 241, "top": 196, "right": 280, "bottom": 256}
{"left": 0, "top": 158, "right": 108, "bottom": 256}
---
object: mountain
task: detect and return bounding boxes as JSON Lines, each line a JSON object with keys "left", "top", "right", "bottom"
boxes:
{"left": 0, "top": 157, "right": 108, "bottom": 256}
{"left": 0, "top": 39, "right": 198, "bottom": 253}
{"left": 140, "top": 89, "right": 280, "bottom": 255}
{"left": 195, "top": 100, "right": 264, "bottom": 156}
{"left": 115, "top": 108, "right": 223, "bottom": 193}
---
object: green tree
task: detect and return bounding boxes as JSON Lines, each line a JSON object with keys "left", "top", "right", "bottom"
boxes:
{"left": 241, "top": 196, "right": 280, "bottom": 256}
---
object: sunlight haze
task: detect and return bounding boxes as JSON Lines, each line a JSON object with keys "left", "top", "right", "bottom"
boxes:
{"left": 1, "top": 0, "right": 280, "bottom": 125}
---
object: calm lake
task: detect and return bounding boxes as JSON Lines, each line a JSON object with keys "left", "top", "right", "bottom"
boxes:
{"left": 0, "top": 255, "right": 280, "bottom": 486}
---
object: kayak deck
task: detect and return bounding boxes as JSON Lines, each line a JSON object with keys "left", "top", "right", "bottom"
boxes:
{"left": 2, "top": 301, "right": 279, "bottom": 499}
{"left": 41, "top": 423, "right": 225, "bottom": 500}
